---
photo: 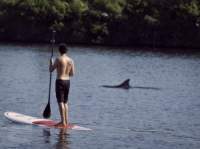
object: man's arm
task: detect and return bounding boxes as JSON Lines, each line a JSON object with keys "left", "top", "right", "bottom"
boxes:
{"left": 49, "top": 58, "right": 58, "bottom": 72}
{"left": 69, "top": 59, "right": 75, "bottom": 76}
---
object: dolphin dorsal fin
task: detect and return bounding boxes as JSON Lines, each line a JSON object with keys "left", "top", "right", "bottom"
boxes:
{"left": 118, "top": 79, "right": 130, "bottom": 88}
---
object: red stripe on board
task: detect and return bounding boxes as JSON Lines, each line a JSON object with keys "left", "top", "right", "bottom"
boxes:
{"left": 33, "top": 120, "right": 57, "bottom": 126}
{"left": 33, "top": 120, "right": 75, "bottom": 128}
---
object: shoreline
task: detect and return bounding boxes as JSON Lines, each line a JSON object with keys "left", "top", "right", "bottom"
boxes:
{"left": 0, "top": 41, "right": 200, "bottom": 54}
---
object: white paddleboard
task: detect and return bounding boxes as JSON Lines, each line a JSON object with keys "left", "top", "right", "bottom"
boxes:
{"left": 4, "top": 112, "right": 91, "bottom": 131}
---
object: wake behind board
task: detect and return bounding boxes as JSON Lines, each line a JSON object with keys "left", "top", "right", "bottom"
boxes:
{"left": 4, "top": 112, "right": 91, "bottom": 131}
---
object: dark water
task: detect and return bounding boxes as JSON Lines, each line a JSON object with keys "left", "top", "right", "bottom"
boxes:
{"left": 0, "top": 44, "right": 200, "bottom": 149}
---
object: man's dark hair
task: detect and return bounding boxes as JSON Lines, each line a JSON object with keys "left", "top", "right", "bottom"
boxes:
{"left": 59, "top": 44, "right": 68, "bottom": 54}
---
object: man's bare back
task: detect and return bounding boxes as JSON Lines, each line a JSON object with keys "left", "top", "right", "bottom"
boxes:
{"left": 56, "top": 55, "right": 74, "bottom": 80}
{"left": 50, "top": 54, "right": 74, "bottom": 80}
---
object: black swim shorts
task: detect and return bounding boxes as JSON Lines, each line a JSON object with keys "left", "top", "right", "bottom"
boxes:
{"left": 56, "top": 79, "right": 70, "bottom": 103}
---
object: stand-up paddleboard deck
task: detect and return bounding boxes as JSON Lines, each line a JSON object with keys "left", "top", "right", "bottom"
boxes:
{"left": 4, "top": 112, "right": 91, "bottom": 131}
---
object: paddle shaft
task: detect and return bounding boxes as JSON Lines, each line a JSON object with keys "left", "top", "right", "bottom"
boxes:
{"left": 43, "top": 30, "right": 56, "bottom": 118}
{"left": 48, "top": 30, "right": 56, "bottom": 103}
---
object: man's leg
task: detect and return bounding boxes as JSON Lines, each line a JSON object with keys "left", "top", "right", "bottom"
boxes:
{"left": 58, "top": 102, "right": 67, "bottom": 126}
{"left": 64, "top": 103, "right": 69, "bottom": 125}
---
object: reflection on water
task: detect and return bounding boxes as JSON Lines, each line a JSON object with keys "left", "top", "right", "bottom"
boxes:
{"left": 54, "top": 129, "right": 70, "bottom": 149}
{"left": 43, "top": 128, "right": 70, "bottom": 149}
{"left": 43, "top": 129, "right": 51, "bottom": 143}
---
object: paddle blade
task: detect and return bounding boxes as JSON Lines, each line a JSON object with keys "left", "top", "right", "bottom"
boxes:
{"left": 43, "top": 102, "right": 51, "bottom": 118}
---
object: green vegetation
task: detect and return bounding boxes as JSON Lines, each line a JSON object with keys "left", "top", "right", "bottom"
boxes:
{"left": 0, "top": 0, "right": 200, "bottom": 48}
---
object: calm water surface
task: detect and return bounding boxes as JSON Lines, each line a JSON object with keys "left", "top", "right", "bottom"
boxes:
{"left": 0, "top": 44, "right": 200, "bottom": 149}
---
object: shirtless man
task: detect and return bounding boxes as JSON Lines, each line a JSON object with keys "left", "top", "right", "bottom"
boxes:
{"left": 49, "top": 44, "right": 75, "bottom": 127}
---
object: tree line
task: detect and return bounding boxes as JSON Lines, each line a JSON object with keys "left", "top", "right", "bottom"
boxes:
{"left": 0, "top": 0, "right": 200, "bottom": 48}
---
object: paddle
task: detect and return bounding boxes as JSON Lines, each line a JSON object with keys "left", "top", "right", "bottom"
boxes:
{"left": 43, "top": 30, "right": 56, "bottom": 118}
